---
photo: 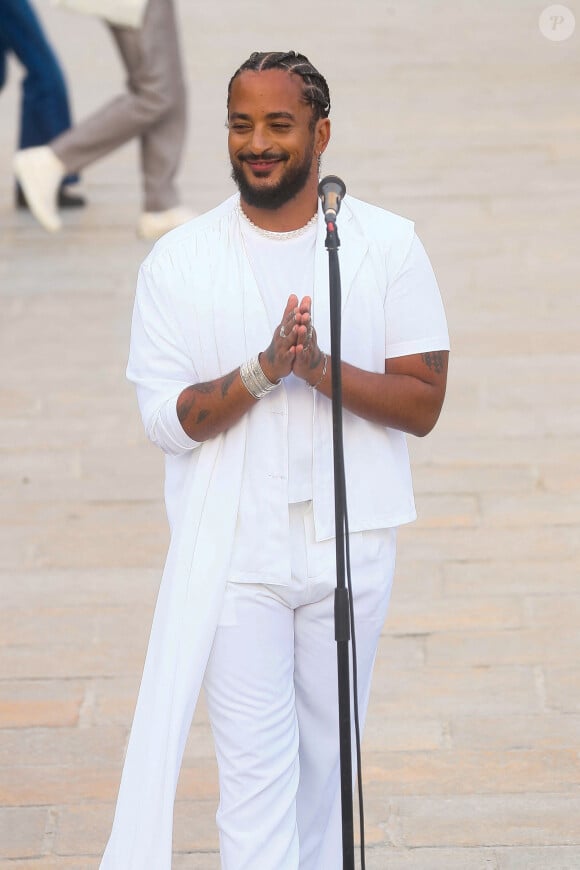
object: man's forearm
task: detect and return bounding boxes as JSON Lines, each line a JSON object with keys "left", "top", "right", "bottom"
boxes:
{"left": 178, "top": 349, "right": 448, "bottom": 442}
{"left": 314, "top": 352, "right": 448, "bottom": 437}
{"left": 176, "top": 369, "right": 257, "bottom": 441}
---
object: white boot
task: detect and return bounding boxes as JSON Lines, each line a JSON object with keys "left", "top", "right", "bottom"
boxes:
{"left": 137, "top": 206, "right": 197, "bottom": 241}
{"left": 13, "top": 146, "right": 65, "bottom": 232}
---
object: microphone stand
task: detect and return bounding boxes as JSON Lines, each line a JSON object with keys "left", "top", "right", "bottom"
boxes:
{"left": 323, "top": 216, "right": 355, "bottom": 870}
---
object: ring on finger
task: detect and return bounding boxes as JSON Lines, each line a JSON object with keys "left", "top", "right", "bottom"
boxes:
{"left": 279, "top": 315, "right": 296, "bottom": 339}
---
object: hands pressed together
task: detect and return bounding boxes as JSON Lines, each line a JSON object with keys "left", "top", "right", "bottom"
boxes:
{"left": 177, "top": 289, "right": 447, "bottom": 443}
{"left": 259, "top": 294, "right": 327, "bottom": 389}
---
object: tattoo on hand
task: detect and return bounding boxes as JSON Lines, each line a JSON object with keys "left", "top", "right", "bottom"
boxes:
{"left": 422, "top": 351, "right": 444, "bottom": 373}
{"left": 196, "top": 409, "right": 210, "bottom": 424}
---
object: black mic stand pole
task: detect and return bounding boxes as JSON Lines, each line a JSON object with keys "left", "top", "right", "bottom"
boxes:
{"left": 323, "top": 215, "right": 355, "bottom": 870}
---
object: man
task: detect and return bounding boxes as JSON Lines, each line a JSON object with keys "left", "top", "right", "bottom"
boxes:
{"left": 100, "top": 51, "right": 449, "bottom": 869}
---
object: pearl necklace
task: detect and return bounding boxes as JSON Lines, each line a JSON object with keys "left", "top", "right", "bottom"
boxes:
{"left": 237, "top": 204, "right": 318, "bottom": 241}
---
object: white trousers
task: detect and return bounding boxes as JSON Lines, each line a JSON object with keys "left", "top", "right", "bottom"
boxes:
{"left": 203, "top": 502, "right": 396, "bottom": 870}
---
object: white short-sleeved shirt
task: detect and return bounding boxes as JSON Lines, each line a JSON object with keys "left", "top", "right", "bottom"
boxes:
{"left": 127, "top": 194, "right": 450, "bottom": 584}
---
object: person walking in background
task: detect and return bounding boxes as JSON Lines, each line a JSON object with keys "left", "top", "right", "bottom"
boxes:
{"left": 0, "top": 0, "right": 85, "bottom": 209}
{"left": 13, "top": 0, "right": 194, "bottom": 240}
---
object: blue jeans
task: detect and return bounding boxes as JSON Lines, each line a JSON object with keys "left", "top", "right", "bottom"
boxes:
{"left": 0, "top": 0, "right": 78, "bottom": 183}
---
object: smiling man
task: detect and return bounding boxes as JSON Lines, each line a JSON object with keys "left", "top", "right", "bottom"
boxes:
{"left": 228, "top": 65, "right": 326, "bottom": 215}
{"left": 100, "top": 51, "right": 450, "bottom": 870}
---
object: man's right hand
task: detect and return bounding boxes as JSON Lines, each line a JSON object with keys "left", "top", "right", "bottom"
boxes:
{"left": 259, "top": 294, "right": 304, "bottom": 383}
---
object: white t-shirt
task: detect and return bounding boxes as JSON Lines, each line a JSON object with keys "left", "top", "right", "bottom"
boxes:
{"left": 239, "top": 211, "right": 318, "bottom": 502}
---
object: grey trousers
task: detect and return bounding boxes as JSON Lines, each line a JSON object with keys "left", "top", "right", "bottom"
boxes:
{"left": 52, "top": 0, "right": 187, "bottom": 211}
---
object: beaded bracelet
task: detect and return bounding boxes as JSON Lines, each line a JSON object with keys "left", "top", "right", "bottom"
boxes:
{"left": 240, "top": 355, "right": 281, "bottom": 399}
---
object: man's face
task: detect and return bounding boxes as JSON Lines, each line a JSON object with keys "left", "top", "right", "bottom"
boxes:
{"left": 228, "top": 69, "right": 326, "bottom": 210}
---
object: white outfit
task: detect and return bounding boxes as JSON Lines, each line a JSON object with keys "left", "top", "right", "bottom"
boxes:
{"left": 205, "top": 502, "right": 396, "bottom": 869}
{"left": 237, "top": 209, "right": 317, "bottom": 503}
{"left": 100, "top": 193, "right": 449, "bottom": 868}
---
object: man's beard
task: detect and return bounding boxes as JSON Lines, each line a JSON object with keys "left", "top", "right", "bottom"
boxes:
{"left": 231, "top": 142, "right": 315, "bottom": 210}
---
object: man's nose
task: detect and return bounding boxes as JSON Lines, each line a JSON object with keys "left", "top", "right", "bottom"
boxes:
{"left": 249, "top": 125, "right": 271, "bottom": 153}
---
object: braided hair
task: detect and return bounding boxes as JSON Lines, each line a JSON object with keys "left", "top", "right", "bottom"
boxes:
{"left": 227, "top": 51, "right": 331, "bottom": 123}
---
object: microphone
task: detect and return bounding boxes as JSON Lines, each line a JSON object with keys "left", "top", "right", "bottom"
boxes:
{"left": 318, "top": 175, "right": 346, "bottom": 224}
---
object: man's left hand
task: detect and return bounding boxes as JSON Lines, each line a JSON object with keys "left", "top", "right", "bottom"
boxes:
{"left": 292, "top": 296, "right": 326, "bottom": 386}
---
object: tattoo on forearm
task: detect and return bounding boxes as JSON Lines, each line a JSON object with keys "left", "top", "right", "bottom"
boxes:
{"left": 177, "top": 388, "right": 196, "bottom": 425}
{"left": 178, "top": 372, "right": 235, "bottom": 428}
{"left": 422, "top": 351, "right": 444, "bottom": 373}
{"left": 193, "top": 381, "right": 216, "bottom": 395}
{"left": 177, "top": 381, "right": 215, "bottom": 427}
{"left": 221, "top": 370, "right": 237, "bottom": 399}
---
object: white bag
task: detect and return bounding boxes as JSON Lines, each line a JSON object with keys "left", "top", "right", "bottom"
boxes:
{"left": 51, "top": 0, "right": 148, "bottom": 29}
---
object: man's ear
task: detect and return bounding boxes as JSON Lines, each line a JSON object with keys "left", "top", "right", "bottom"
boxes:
{"left": 315, "top": 118, "right": 331, "bottom": 155}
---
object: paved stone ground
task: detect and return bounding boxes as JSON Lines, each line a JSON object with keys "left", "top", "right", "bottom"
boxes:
{"left": 1, "top": 1, "right": 579, "bottom": 868}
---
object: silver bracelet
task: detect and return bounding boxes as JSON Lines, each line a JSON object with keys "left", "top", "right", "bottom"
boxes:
{"left": 309, "top": 352, "right": 328, "bottom": 390}
{"left": 240, "top": 355, "right": 280, "bottom": 399}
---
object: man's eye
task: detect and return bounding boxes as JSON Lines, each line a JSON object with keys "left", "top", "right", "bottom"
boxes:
{"left": 231, "top": 124, "right": 251, "bottom": 132}
{"left": 271, "top": 123, "right": 291, "bottom": 131}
